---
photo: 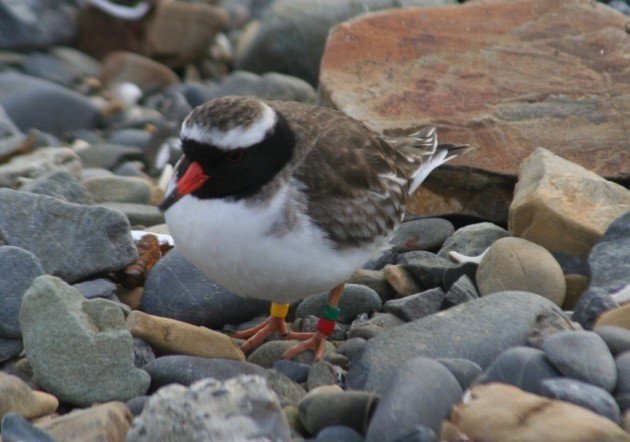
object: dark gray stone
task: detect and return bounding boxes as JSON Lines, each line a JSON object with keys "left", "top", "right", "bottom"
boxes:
{"left": 72, "top": 278, "right": 117, "bottom": 299}
{"left": 552, "top": 252, "right": 589, "bottom": 276}
{"left": 573, "top": 287, "right": 618, "bottom": 330}
{"left": 540, "top": 377, "right": 621, "bottom": 424}
{"left": 307, "top": 361, "right": 340, "bottom": 390}
{"left": 101, "top": 202, "right": 164, "bottom": 227}
{"left": 0, "top": 1, "right": 76, "bottom": 49}
{"left": 108, "top": 129, "right": 151, "bottom": 149}
{"left": 144, "top": 356, "right": 265, "bottom": 391}
{"left": 0, "top": 72, "right": 98, "bottom": 135}
{"left": 262, "top": 369, "right": 307, "bottom": 404}
{"left": 0, "top": 189, "right": 137, "bottom": 283}
{"left": 0, "top": 246, "right": 44, "bottom": 338}
{"left": 142, "top": 248, "right": 269, "bottom": 328}
{"left": 247, "top": 340, "right": 336, "bottom": 368}
{"left": 299, "top": 391, "right": 380, "bottom": 436}
{"left": 133, "top": 338, "right": 155, "bottom": 368}
{"left": 389, "top": 218, "right": 454, "bottom": 254}
{"left": 362, "top": 249, "right": 397, "bottom": 271}
{"left": 347, "top": 313, "right": 405, "bottom": 340}
{"left": 317, "top": 425, "right": 364, "bottom": 442}
{"left": 392, "top": 424, "right": 439, "bottom": 442}
{"left": 443, "top": 275, "right": 478, "bottom": 307}
{"left": 296, "top": 284, "right": 382, "bottom": 324}
{"left": 21, "top": 170, "right": 94, "bottom": 204}
{"left": 383, "top": 288, "right": 445, "bottom": 322}
{"left": 295, "top": 314, "right": 347, "bottom": 341}
{"left": 126, "top": 395, "right": 150, "bottom": 416}
{"left": 336, "top": 338, "right": 366, "bottom": 363}
{"left": 437, "top": 222, "right": 509, "bottom": 259}
{"left": 348, "top": 292, "right": 563, "bottom": 393}
{"left": 273, "top": 359, "right": 310, "bottom": 383}
{"left": 216, "top": 70, "right": 317, "bottom": 103}
{"left": 541, "top": 331, "right": 616, "bottom": 392}
{"left": 588, "top": 212, "right": 630, "bottom": 296}
{"left": 366, "top": 357, "right": 462, "bottom": 441}
{"left": 172, "top": 82, "right": 219, "bottom": 108}
{"left": 19, "top": 275, "right": 150, "bottom": 406}
{"left": 595, "top": 326, "right": 630, "bottom": 355}
{"left": 397, "top": 251, "right": 454, "bottom": 291}
{"left": 476, "top": 347, "right": 560, "bottom": 395}
{"left": 84, "top": 175, "right": 153, "bottom": 204}
{"left": 608, "top": 0, "right": 630, "bottom": 15}
{"left": 436, "top": 358, "right": 482, "bottom": 390}
{"left": 75, "top": 143, "right": 144, "bottom": 170}
{"left": 442, "top": 262, "right": 478, "bottom": 291}
{"left": 0, "top": 413, "right": 55, "bottom": 442}
{"left": 0, "top": 337, "right": 23, "bottom": 363}
{"left": 24, "top": 52, "right": 75, "bottom": 86}
{"left": 615, "top": 352, "right": 630, "bottom": 411}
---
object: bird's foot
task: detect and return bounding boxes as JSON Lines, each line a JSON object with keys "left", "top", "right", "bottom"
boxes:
{"left": 281, "top": 332, "right": 329, "bottom": 362}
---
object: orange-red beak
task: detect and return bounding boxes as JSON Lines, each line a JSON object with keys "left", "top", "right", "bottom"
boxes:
{"left": 158, "top": 161, "right": 209, "bottom": 212}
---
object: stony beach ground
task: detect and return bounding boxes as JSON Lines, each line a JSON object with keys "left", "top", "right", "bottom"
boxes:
{"left": 0, "top": 0, "right": 629, "bottom": 441}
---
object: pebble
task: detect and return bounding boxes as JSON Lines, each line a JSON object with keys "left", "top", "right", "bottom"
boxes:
{"left": 247, "top": 340, "right": 336, "bottom": 368}
{"left": 443, "top": 275, "right": 478, "bottom": 307}
{"left": 273, "top": 359, "right": 311, "bottom": 384}
{"left": 0, "top": 413, "right": 55, "bottom": 442}
{"left": 72, "top": 278, "right": 117, "bottom": 299}
{"left": 0, "top": 337, "right": 23, "bottom": 363}
{"left": 595, "top": 326, "right": 630, "bottom": 355}
{"left": 443, "top": 383, "right": 630, "bottom": 442}
{"left": 75, "top": 143, "right": 144, "bottom": 170}
{"left": 0, "top": 147, "right": 82, "bottom": 189}
{"left": 141, "top": 248, "right": 269, "bottom": 328}
{"left": 307, "top": 361, "right": 340, "bottom": 390}
{"left": 83, "top": 175, "right": 153, "bottom": 204}
{"left": 0, "top": 246, "right": 44, "bottom": 338}
{"left": 360, "top": 249, "right": 397, "bottom": 271}
{"left": 132, "top": 338, "right": 155, "bottom": 369}
{"left": 316, "top": 425, "right": 364, "bottom": 442}
{"left": 348, "top": 292, "right": 562, "bottom": 393}
{"left": 382, "top": 264, "right": 422, "bottom": 297}
{"left": 366, "top": 357, "right": 462, "bottom": 441}
{"left": 100, "top": 202, "right": 164, "bottom": 226}
{"left": 126, "top": 396, "right": 150, "bottom": 417}
{"left": 19, "top": 276, "right": 150, "bottom": 406}
{"left": 476, "top": 237, "right": 566, "bottom": 305}
{"left": 126, "top": 375, "right": 291, "bottom": 441}
{"left": 588, "top": 212, "right": 630, "bottom": 296}
{"left": 614, "top": 352, "right": 630, "bottom": 412}
{"left": 296, "top": 284, "right": 382, "bottom": 324}
{"left": 442, "top": 262, "right": 478, "bottom": 291}
{"left": 299, "top": 391, "right": 380, "bottom": 436}
{"left": 392, "top": 425, "right": 439, "bottom": 442}
{"left": 215, "top": 70, "right": 317, "bottom": 102}
{"left": 262, "top": 369, "right": 307, "bottom": 404}
{"left": 383, "top": 288, "right": 445, "bottom": 322}
{"left": 436, "top": 358, "right": 482, "bottom": 391}
{"left": 0, "top": 189, "right": 137, "bottom": 283}
{"left": 540, "top": 378, "right": 621, "bottom": 424}
{"left": 475, "top": 346, "right": 560, "bottom": 395}
{"left": 0, "top": 372, "right": 58, "bottom": 419}
{"left": 388, "top": 218, "right": 455, "bottom": 253}
{"left": 541, "top": 330, "right": 617, "bottom": 392}
{"left": 20, "top": 170, "right": 94, "bottom": 204}
{"left": 526, "top": 310, "right": 581, "bottom": 349}
{"left": 347, "top": 313, "right": 405, "bottom": 341}
{"left": 24, "top": 52, "right": 76, "bottom": 87}
{"left": 573, "top": 287, "right": 618, "bottom": 330}
{"left": 397, "top": 251, "right": 454, "bottom": 291}
{"left": 336, "top": 338, "right": 367, "bottom": 363}
{"left": 100, "top": 51, "right": 180, "bottom": 93}
{"left": 437, "top": 222, "right": 509, "bottom": 259}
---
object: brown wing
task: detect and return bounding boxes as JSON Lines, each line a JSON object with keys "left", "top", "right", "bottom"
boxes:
{"left": 270, "top": 102, "right": 413, "bottom": 249}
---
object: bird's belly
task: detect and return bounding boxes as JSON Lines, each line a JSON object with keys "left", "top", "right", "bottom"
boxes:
{"left": 165, "top": 194, "right": 383, "bottom": 303}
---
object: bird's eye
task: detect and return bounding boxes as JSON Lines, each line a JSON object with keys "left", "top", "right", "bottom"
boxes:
{"left": 225, "top": 149, "right": 246, "bottom": 162}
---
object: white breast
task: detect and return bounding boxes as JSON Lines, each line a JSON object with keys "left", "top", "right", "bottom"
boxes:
{"left": 164, "top": 185, "right": 385, "bottom": 303}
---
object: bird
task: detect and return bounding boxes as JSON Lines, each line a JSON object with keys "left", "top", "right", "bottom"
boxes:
{"left": 159, "top": 95, "right": 469, "bottom": 361}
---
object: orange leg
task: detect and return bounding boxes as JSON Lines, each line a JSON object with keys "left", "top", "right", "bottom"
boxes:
{"left": 282, "top": 283, "right": 344, "bottom": 362}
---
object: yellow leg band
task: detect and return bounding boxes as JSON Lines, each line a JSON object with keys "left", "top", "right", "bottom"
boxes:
{"left": 270, "top": 302, "right": 290, "bottom": 319}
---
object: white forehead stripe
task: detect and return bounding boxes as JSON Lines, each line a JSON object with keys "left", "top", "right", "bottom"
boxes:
{"left": 181, "top": 102, "right": 277, "bottom": 150}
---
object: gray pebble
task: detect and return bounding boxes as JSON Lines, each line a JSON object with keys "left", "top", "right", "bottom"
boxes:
{"left": 383, "top": 288, "right": 445, "bottom": 322}
{"left": 296, "top": 284, "right": 382, "bottom": 324}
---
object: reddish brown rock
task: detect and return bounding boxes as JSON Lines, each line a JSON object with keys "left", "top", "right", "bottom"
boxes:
{"left": 320, "top": 0, "right": 629, "bottom": 217}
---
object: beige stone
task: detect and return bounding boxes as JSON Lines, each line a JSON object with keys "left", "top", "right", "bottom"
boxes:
{"left": 563, "top": 274, "right": 590, "bottom": 310}
{"left": 100, "top": 51, "right": 180, "bottom": 93}
{"left": 595, "top": 304, "right": 630, "bottom": 329}
{"left": 383, "top": 264, "right": 422, "bottom": 297}
{"left": 320, "top": 0, "right": 629, "bottom": 182}
{"left": 443, "top": 383, "right": 630, "bottom": 442}
{"left": 36, "top": 401, "right": 132, "bottom": 442}
{"left": 0, "top": 372, "right": 58, "bottom": 420}
{"left": 126, "top": 311, "right": 245, "bottom": 361}
{"left": 477, "top": 237, "right": 566, "bottom": 305}
{"left": 116, "top": 286, "right": 143, "bottom": 310}
{"left": 509, "top": 148, "right": 630, "bottom": 258}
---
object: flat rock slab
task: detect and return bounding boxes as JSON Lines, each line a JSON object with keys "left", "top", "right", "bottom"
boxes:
{"left": 320, "top": 0, "right": 629, "bottom": 181}
{"left": 347, "top": 291, "right": 563, "bottom": 393}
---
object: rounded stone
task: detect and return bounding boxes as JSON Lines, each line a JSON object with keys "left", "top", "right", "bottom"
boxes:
{"left": 389, "top": 218, "right": 455, "bottom": 253}
{"left": 316, "top": 425, "right": 364, "bottom": 442}
{"left": 477, "top": 237, "right": 566, "bottom": 305}
{"left": 595, "top": 326, "right": 630, "bottom": 355}
{"left": 299, "top": 391, "right": 380, "bottom": 436}
{"left": 0, "top": 413, "right": 55, "bottom": 442}
{"left": 437, "top": 222, "right": 510, "bottom": 259}
{"left": 296, "top": 284, "right": 382, "bottom": 324}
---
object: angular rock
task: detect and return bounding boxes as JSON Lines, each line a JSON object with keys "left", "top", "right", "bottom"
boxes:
{"left": 541, "top": 331, "right": 616, "bottom": 392}
{"left": 141, "top": 248, "right": 268, "bottom": 328}
{"left": 262, "top": 369, "right": 307, "bottom": 404}
{"left": 383, "top": 264, "right": 423, "bottom": 297}
{"left": 615, "top": 352, "right": 630, "bottom": 412}
{"left": 299, "top": 391, "right": 380, "bottom": 436}
{"left": 589, "top": 212, "right": 630, "bottom": 296}
{"left": 19, "top": 276, "right": 150, "bottom": 406}
{"left": 510, "top": 148, "right": 630, "bottom": 258}
{"left": 443, "top": 383, "right": 630, "bottom": 442}
{"left": 273, "top": 359, "right": 310, "bottom": 384}
{"left": 0, "top": 413, "right": 55, "bottom": 442}
{"left": 348, "top": 292, "right": 562, "bottom": 393}
{"left": 126, "top": 376, "right": 291, "bottom": 441}
{"left": 0, "top": 189, "right": 137, "bottom": 283}
{"left": 540, "top": 378, "right": 621, "bottom": 424}
{"left": 443, "top": 275, "right": 479, "bottom": 307}
{"left": 574, "top": 287, "right": 618, "bottom": 330}
{"left": 336, "top": 338, "right": 367, "bottom": 363}
{"left": 383, "top": 288, "right": 445, "bottom": 322}
{"left": 475, "top": 347, "right": 561, "bottom": 395}
{"left": 0, "top": 246, "right": 44, "bottom": 338}
{"left": 348, "top": 269, "right": 397, "bottom": 302}
{"left": 347, "top": 313, "right": 405, "bottom": 340}
{"left": 35, "top": 402, "right": 133, "bottom": 442}
{"left": 0, "top": 147, "right": 82, "bottom": 189}
{"left": 0, "top": 372, "right": 58, "bottom": 420}
{"left": 307, "top": 362, "right": 339, "bottom": 391}
{"left": 132, "top": 338, "right": 155, "bottom": 369}
{"left": 126, "top": 310, "right": 245, "bottom": 361}
{"left": 216, "top": 70, "right": 317, "bottom": 103}
{"left": 476, "top": 237, "right": 565, "bottom": 305}
{"left": 0, "top": 72, "right": 99, "bottom": 135}
{"left": 99, "top": 51, "right": 179, "bottom": 93}
{"left": 366, "top": 357, "right": 462, "bottom": 440}
{"left": 437, "top": 222, "right": 509, "bottom": 259}
{"left": 83, "top": 175, "right": 152, "bottom": 204}
{"left": 388, "top": 218, "right": 454, "bottom": 253}
{"left": 296, "top": 284, "right": 382, "bottom": 324}
{"left": 144, "top": 355, "right": 265, "bottom": 391}
{"left": 320, "top": 1, "right": 630, "bottom": 183}
{"left": 397, "top": 251, "right": 454, "bottom": 291}
{"left": 20, "top": 170, "right": 94, "bottom": 204}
